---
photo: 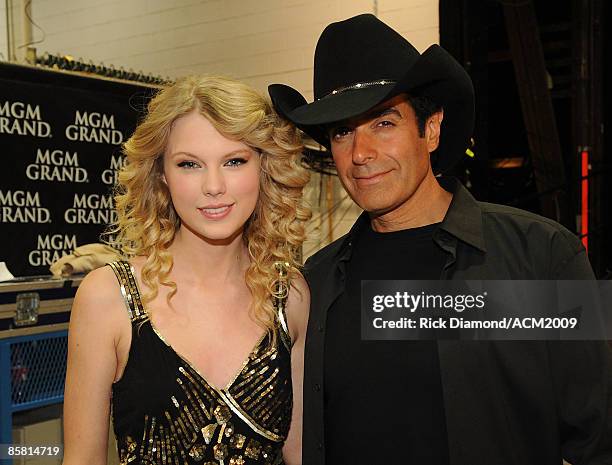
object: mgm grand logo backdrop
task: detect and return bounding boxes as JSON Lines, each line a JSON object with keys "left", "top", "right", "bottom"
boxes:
{"left": 0, "top": 66, "right": 150, "bottom": 276}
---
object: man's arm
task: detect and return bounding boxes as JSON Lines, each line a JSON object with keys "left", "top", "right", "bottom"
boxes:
{"left": 550, "top": 243, "right": 612, "bottom": 464}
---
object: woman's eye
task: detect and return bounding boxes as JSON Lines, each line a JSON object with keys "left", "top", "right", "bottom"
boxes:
{"left": 225, "top": 158, "right": 247, "bottom": 167}
{"left": 177, "top": 160, "right": 199, "bottom": 169}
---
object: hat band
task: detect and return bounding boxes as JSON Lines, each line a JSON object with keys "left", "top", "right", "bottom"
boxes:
{"left": 318, "top": 79, "right": 396, "bottom": 100}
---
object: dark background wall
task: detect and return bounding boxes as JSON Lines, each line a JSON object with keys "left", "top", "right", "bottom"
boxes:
{"left": 439, "top": 0, "right": 609, "bottom": 277}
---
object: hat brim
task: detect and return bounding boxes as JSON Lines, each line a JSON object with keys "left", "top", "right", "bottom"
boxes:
{"left": 269, "top": 45, "right": 474, "bottom": 174}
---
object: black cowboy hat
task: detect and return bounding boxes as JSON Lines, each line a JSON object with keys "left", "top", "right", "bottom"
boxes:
{"left": 268, "top": 14, "right": 475, "bottom": 174}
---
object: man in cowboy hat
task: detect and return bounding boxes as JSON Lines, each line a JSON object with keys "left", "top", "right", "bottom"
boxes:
{"left": 270, "top": 14, "right": 611, "bottom": 465}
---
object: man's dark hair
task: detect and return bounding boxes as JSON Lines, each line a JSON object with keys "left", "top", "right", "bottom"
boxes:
{"left": 405, "top": 94, "right": 443, "bottom": 137}
{"left": 323, "top": 94, "right": 443, "bottom": 144}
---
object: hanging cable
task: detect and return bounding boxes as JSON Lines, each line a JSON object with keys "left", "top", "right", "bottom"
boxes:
{"left": 303, "top": 195, "right": 356, "bottom": 258}
{"left": 305, "top": 192, "right": 349, "bottom": 236}
{"left": 18, "top": 0, "right": 46, "bottom": 49}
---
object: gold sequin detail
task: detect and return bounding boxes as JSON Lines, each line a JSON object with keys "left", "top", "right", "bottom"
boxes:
{"left": 262, "top": 444, "right": 274, "bottom": 461}
{"left": 229, "top": 434, "right": 246, "bottom": 449}
{"left": 183, "top": 404, "right": 200, "bottom": 431}
{"left": 189, "top": 444, "right": 206, "bottom": 462}
{"left": 160, "top": 425, "right": 167, "bottom": 463}
{"left": 225, "top": 338, "right": 291, "bottom": 442}
{"left": 229, "top": 455, "right": 246, "bottom": 465}
{"left": 201, "top": 424, "right": 217, "bottom": 444}
{"left": 110, "top": 260, "right": 292, "bottom": 463}
{"left": 245, "top": 439, "right": 262, "bottom": 460}
{"left": 126, "top": 436, "right": 136, "bottom": 453}
{"left": 118, "top": 435, "right": 137, "bottom": 464}
{"left": 213, "top": 443, "right": 228, "bottom": 461}
{"left": 107, "top": 261, "right": 148, "bottom": 322}
{"left": 213, "top": 404, "right": 232, "bottom": 424}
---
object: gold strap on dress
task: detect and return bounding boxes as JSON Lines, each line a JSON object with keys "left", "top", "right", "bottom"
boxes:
{"left": 272, "top": 261, "right": 292, "bottom": 349}
{"left": 107, "top": 261, "right": 148, "bottom": 322}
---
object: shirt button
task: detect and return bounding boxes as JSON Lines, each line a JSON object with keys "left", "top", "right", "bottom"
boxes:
{"left": 317, "top": 324, "right": 324, "bottom": 332}
{"left": 317, "top": 442, "right": 323, "bottom": 451}
{"left": 314, "top": 383, "right": 321, "bottom": 392}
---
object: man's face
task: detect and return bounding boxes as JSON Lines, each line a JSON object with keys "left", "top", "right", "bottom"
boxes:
{"left": 329, "top": 95, "right": 442, "bottom": 216}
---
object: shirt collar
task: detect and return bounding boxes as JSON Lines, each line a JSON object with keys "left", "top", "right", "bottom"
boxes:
{"left": 436, "top": 177, "right": 487, "bottom": 252}
{"left": 335, "top": 177, "right": 486, "bottom": 260}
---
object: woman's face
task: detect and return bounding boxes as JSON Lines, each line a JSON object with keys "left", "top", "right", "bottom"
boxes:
{"left": 163, "top": 110, "right": 261, "bottom": 243}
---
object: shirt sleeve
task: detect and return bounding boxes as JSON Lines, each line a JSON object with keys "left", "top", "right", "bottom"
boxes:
{"left": 548, "top": 339, "right": 612, "bottom": 464}
{"left": 547, "top": 234, "right": 612, "bottom": 463}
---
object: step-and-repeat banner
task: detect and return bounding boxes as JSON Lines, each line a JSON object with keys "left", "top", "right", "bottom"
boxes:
{"left": 0, "top": 64, "right": 157, "bottom": 276}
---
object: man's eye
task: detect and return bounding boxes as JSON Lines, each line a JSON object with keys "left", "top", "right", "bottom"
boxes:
{"left": 377, "top": 120, "right": 394, "bottom": 127}
{"left": 225, "top": 158, "right": 247, "bottom": 167}
{"left": 177, "top": 160, "right": 199, "bottom": 169}
{"left": 331, "top": 127, "right": 352, "bottom": 139}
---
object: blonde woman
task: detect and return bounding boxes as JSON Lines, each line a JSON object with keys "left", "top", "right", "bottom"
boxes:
{"left": 62, "top": 76, "right": 310, "bottom": 465}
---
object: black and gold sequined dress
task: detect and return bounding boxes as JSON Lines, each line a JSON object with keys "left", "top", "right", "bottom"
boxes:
{"left": 108, "top": 261, "right": 292, "bottom": 465}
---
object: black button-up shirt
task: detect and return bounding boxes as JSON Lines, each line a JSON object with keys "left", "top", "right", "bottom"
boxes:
{"left": 303, "top": 178, "right": 612, "bottom": 465}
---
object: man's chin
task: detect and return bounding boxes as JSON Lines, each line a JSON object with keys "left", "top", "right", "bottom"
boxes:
{"left": 357, "top": 200, "right": 397, "bottom": 217}
{"left": 366, "top": 207, "right": 397, "bottom": 220}
{"left": 347, "top": 188, "right": 390, "bottom": 212}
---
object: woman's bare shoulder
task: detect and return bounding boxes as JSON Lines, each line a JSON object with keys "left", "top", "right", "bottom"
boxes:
{"left": 71, "top": 264, "right": 128, "bottom": 328}
{"left": 76, "top": 265, "right": 119, "bottom": 300}
{"left": 286, "top": 274, "right": 310, "bottom": 342}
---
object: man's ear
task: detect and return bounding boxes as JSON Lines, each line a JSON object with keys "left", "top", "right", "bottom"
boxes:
{"left": 426, "top": 110, "right": 444, "bottom": 153}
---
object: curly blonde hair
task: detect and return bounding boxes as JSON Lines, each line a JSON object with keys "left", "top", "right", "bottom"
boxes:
{"left": 108, "top": 75, "right": 310, "bottom": 335}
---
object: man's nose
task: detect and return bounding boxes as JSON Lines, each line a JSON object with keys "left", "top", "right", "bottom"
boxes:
{"left": 351, "top": 128, "right": 377, "bottom": 165}
{"left": 202, "top": 168, "right": 226, "bottom": 196}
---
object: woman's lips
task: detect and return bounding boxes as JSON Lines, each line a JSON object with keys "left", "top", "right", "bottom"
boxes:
{"left": 198, "top": 204, "right": 233, "bottom": 219}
